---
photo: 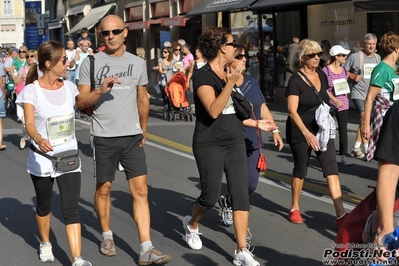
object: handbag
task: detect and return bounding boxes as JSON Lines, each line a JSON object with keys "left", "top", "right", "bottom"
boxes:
{"left": 297, "top": 70, "right": 338, "bottom": 116}
{"left": 231, "top": 87, "right": 252, "bottom": 121}
{"left": 30, "top": 145, "right": 80, "bottom": 172}
{"left": 253, "top": 111, "right": 267, "bottom": 171}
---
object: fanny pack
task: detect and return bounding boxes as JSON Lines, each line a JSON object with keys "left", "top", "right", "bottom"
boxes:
{"left": 30, "top": 145, "right": 80, "bottom": 172}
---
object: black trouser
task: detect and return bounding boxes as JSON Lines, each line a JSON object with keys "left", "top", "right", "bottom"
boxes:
{"left": 335, "top": 110, "right": 349, "bottom": 156}
{"left": 31, "top": 172, "right": 81, "bottom": 224}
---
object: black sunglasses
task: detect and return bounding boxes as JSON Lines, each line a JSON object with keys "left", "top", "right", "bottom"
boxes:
{"left": 336, "top": 54, "right": 347, "bottom": 57}
{"left": 235, "top": 54, "right": 246, "bottom": 60}
{"left": 224, "top": 40, "right": 237, "bottom": 48}
{"left": 162, "top": 51, "right": 169, "bottom": 53}
{"left": 101, "top": 28, "right": 125, "bottom": 37}
{"left": 174, "top": 48, "right": 181, "bottom": 51}
{"left": 19, "top": 50, "right": 26, "bottom": 53}
{"left": 28, "top": 55, "right": 35, "bottom": 58}
{"left": 305, "top": 52, "right": 322, "bottom": 59}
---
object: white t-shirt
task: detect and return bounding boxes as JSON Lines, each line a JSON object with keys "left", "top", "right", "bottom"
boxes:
{"left": 16, "top": 80, "right": 80, "bottom": 177}
{"left": 66, "top": 49, "right": 76, "bottom": 71}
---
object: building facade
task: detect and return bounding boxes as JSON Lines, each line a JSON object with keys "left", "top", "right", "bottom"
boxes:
{"left": 0, "top": 0, "right": 26, "bottom": 49}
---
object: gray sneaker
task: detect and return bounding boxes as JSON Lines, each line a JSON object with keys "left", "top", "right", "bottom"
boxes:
{"left": 341, "top": 156, "right": 353, "bottom": 166}
{"left": 72, "top": 256, "right": 92, "bottom": 266}
{"left": 39, "top": 242, "right": 54, "bottom": 262}
{"left": 100, "top": 237, "right": 117, "bottom": 256}
{"left": 351, "top": 147, "right": 365, "bottom": 159}
{"left": 219, "top": 195, "right": 233, "bottom": 227}
{"left": 138, "top": 247, "right": 171, "bottom": 265}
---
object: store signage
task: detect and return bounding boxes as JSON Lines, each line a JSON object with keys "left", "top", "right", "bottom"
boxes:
{"left": 181, "top": 0, "right": 202, "bottom": 13}
{"left": 208, "top": 0, "right": 242, "bottom": 8}
{"left": 126, "top": 6, "right": 143, "bottom": 21}
{"left": 126, "top": 21, "right": 150, "bottom": 30}
{"left": 161, "top": 17, "right": 186, "bottom": 27}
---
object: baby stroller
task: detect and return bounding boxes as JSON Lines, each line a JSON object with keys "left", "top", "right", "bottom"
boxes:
{"left": 163, "top": 72, "right": 193, "bottom": 122}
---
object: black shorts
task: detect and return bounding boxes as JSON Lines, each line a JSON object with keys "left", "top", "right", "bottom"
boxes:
{"left": 289, "top": 140, "right": 338, "bottom": 178}
{"left": 91, "top": 134, "right": 147, "bottom": 183}
{"left": 375, "top": 105, "right": 399, "bottom": 165}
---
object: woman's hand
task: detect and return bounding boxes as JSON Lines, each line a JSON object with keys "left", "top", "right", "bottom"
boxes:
{"left": 38, "top": 138, "right": 53, "bottom": 153}
{"left": 273, "top": 132, "right": 284, "bottom": 151}
{"left": 334, "top": 99, "right": 344, "bottom": 108}
{"left": 304, "top": 131, "right": 320, "bottom": 151}
{"left": 226, "top": 62, "right": 244, "bottom": 85}
{"left": 361, "top": 122, "right": 370, "bottom": 140}
{"left": 258, "top": 119, "right": 276, "bottom": 132}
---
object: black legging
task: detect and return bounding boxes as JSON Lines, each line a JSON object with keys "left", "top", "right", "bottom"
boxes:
{"left": 334, "top": 110, "right": 349, "bottom": 156}
{"left": 31, "top": 172, "right": 81, "bottom": 224}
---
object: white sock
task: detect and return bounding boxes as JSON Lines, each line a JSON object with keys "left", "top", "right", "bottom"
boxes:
{"left": 102, "top": 230, "right": 113, "bottom": 239}
{"left": 140, "top": 240, "right": 152, "bottom": 255}
{"left": 354, "top": 142, "right": 361, "bottom": 149}
{"left": 363, "top": 144, "right": 368, "bottom": 152}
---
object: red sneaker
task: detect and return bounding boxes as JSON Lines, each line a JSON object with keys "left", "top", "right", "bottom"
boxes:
{"left": 288, "top": 209, "right": 303, "bottom": 224}
{"left": 336, "top": 213, "right": 348, "bottom": 228}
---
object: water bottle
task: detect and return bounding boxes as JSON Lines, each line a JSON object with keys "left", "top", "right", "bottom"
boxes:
{"left": 370, "top": 228, "right": 399, "bottom": 266}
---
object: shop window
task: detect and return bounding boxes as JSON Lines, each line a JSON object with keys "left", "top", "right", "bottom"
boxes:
{"left": 1, "top": 24, "right": 16, "bottom": 31}
{"left": 369, "top": 12, "right": 399, "bottom": 44}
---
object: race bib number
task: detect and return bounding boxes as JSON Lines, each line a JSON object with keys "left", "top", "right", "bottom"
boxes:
{"left": 46, "top": 112, "right": 75, "bottom": 146}
{"left": 333, "top": 78, "right": 350, "bottom": 96}
{"left": 392, "top": 78, "right": 399, "bottom": 100}
{"left": 363, "top": 63, "right": 377, "bottom": 79}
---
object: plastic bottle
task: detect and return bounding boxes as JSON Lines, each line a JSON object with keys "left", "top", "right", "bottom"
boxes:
{"left": 370, "top": 228, "right": 399, "bottom": 266}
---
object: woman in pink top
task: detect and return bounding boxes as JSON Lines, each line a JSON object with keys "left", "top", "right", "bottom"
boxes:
{"left": 322, "top": 45, "right": 351, "bottom": 166}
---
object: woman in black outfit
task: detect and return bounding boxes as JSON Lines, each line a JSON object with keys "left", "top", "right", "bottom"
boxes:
{"left": 181, "top": 27, "right": 264, "bottom": 266}
{"left": 285, "top": 39, "right": 347, "bottom": 227}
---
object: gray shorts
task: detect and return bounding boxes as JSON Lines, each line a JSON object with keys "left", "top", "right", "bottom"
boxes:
{"left": 91, "top": 134, "right": 147, "bottom": 183}
{"left": 352, "top": 99, "right": 365, "bottom": 113}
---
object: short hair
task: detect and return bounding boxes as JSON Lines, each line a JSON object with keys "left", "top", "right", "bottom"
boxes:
{"left": 81, "top": 27, "right": 89, "bottom": 34}
{"left": 136, "top": 47, "right": 145, "bottom": 59}
{"left": 364, "top": 33, "right": 377, "bottom": 43}
{"left": 378, "top": 32, "right": 399, "bottom": 57}
{"left": 291, "top": 39, "right": 322, "bottom": 72}
{"left": 198, "top": 27, "right": 231, "bottom": 61}
{"left": 183, "top": 43, "right": 191, "bottom": 51}
{"left": 293, "top": 37, "right": 299, "bottom": 44}
{"left": 177, "top": 39, "right": 186, "bottom": 46}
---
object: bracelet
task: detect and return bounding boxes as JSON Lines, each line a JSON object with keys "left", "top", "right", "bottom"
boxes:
{"left": 272, "top": 129, "right": 280, "bottom": 133}
{"left": 255, "top": 120, "right": 258, "bottom": 129}
{"left": 33, "top": 132, "right": 41, "bottom": 143}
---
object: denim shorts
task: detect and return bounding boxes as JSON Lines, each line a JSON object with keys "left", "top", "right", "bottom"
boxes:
{"left": 0, "top": 99, "right": 5, "bottom": 118}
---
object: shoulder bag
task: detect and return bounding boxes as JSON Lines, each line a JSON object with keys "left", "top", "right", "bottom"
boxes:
{"left": 252, "top": 111, "right": 267, "bottom": 171}
{"left": 298, "top": 70, "right": 338, "bottom": 116}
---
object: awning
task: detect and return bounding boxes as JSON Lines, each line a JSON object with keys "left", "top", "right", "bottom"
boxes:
{"left": 65, "top": 3, "right": 116, "bottom": 35}
{"left": 186, "top": 0, "right": 257, "bottom": 16}
{"left": 250, "top": 0, "right": 330, "bottom": 9}
{"left": 352, "top": 0, "right": 399, "bottom": 13}
{"left": 48, "top": 20, "right": 63, "bottom": 30}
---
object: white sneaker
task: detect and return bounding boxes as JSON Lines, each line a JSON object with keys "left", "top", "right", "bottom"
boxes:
{"left": 233, "top": 248, "right": 260, "bottom": 266}
{"left": 182, "top": 215, "right": 202, "bottom": 250}
{"left": 72, "top": 256, "right": 92, "bottom": 266}
{"left": 39, "top": 242, "right": 54, "bottom": 262}
{"left": 19, "top": 137, "right": 26, "bottom": 149}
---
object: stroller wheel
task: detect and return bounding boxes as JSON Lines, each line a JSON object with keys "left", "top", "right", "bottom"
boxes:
{"left": 163, "top": 112, "right": 167, "bottom": 120}
{"left": 189, "top": 114, "right": 193, "bottom": 121}
{"left": 184, "top": 113, "right": 189, "bottom": 122}
{"left": 169, "top": 113, "right": 173, "bottom": 122}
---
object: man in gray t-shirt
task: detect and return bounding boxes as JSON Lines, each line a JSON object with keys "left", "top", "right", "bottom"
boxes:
{"left": 343, "top": 33, "right": 380, "bottom": 159}
{"left": 76, "top": 14, "right": 171, "bottom": 265}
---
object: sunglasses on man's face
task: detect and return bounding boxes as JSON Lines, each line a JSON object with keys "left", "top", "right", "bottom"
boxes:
{"left": 224, "top": 40, "right": 237, "bottom": 48}
{"left": 101, "top": 28, "right": 125, "bottom": 37}
{"left": 305, "top": 52, "right": 322, "bottom": 59}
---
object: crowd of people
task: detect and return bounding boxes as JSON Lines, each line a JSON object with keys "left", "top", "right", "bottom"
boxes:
{"left": 2, "top": 11, "right": 399, "bottom": 265}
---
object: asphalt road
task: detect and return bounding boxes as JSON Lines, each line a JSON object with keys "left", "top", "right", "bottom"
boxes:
{"left": 0, "top": 99, "right": 380, "bottom": 266}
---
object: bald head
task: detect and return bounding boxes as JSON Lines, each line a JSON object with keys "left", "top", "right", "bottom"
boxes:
{"left": 99, "top": 14, "right": 124, "bottom": 30}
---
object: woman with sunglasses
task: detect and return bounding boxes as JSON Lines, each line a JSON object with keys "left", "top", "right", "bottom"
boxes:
{"left": 322, "top": 45, "right": 352, "bottom": 166}
{"left": 16, "top": 40, "right": 91, "bottom": 266}
{"left": 158, "top": 47, "right": 180, "bottom": 111}
{"left": 172, "top": 41, "right": 183, "bottom": 72}
{"left": 14, "top": 50, "right": 37, "bottom": 149}
{"left": 285, "top": 39, "right": 347, "bottom": 227}
{"left": 218, "top": 44, "right": 283, "bottom": 238}
{"left": 362, "top": 32, "right": 399, "bottom": 161}
{"left": 186, "top": 47, "right": 206, "bottom": 90}
{"left": 181, "top": 27, "right": 261, "bottom": 266}
{"left": 10, "top": 46, "right": 29, "bottom": 120}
